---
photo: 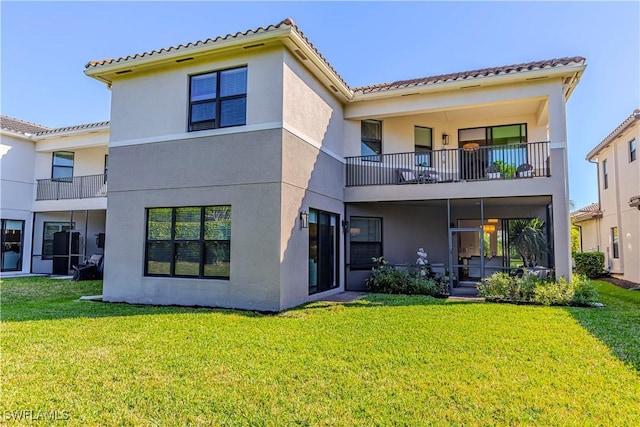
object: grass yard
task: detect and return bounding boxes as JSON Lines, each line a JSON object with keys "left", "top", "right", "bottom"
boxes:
{"left": 1, "top": 277, "right": 639, "bottom": 425}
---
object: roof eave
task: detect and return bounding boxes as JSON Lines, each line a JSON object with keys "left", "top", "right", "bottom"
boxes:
{"left": 0, "top": 128, "right": 36, "bottom": 140}
{"left": 84, "top": 26, "right": 293, "bottom": 84}
{"left": 586, "top": 109, "right": 640, "bottom": 160}
{"left": 34, "top": 124, "right": 111, "bottom": 140}
{"left": 351, "top": 64, "right": 586, "bottom": 102}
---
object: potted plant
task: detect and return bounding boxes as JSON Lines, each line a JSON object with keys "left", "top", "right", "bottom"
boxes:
{"left": 485, "top": 163, "right": 501, "bottom": 179}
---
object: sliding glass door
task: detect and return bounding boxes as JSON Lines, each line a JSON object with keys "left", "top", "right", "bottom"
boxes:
{"left": 309, "top": 209, "right": 339, "bottom": 295}
{"left": 1, "top": 219, "right": 24, "bottom": 271}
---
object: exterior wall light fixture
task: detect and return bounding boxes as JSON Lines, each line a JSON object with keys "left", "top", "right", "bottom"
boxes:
{"left": 442, "top": 133, "right": 449, "bottom": 146}
{"left": 300, "top": 210, "right": 309, "bottom": 229}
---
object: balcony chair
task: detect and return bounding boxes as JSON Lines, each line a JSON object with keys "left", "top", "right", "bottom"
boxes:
{"left": 396, "top": 168, "right": 422, "bottom": 184}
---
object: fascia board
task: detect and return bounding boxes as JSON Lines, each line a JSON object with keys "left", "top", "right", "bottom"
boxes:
{"left": 586, "top": 113, "right": 639, "bottom": 160}
{"left": 84, "top": 27, "right": 293, "bottom": 83}
{"left": 284, "top": 31, "right": 352, "bottom": 101}
{"left": 350, "top": 65, "right": 586, "bottom": 102}
{"left": 33, "top": 126, "right": 110, "bottom": 142}
{"left": 0, "top": 128, "right": 35, "bottom": 141}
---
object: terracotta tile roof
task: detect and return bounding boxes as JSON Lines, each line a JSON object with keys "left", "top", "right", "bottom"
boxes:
{"left": 353, "top": 57, "right": 586, "bottom": 94}
{"left": 577, "top": 202, "right": 601, "bottom": 213}
{"left": 571, "top": 202, "right": 602, "bottom": 220}
{"left": 85, "top": 18, "right": 349, "bottom": 90}
{"left": 0, "top": 115, "right": 51, "bottom": 135}
{"left": 35, "top": 121, "right": 110, "bottom": 136}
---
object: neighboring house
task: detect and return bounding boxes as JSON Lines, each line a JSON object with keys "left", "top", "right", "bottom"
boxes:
{"left": 584, "top": 109, "right": 640, "bottom": 284}
{"left": 81, "top": 18, "right": 585, "bottom": 311}
{"left": 0, "top": 116, "right": 109, "bottom": 276}
{"left": 571, "top": 202, "right": 602, "bottom": 252}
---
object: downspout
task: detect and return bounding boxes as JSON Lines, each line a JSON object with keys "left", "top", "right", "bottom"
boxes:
{"left": 587, "top": 156, "right": 603, "bottom": 264}
{"left": 612, "top": 141, "right": 624, "bottom": 274}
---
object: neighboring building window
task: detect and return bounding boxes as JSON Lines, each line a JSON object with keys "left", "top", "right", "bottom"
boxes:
{"left": 415, "top": 126, "right": 433, "bottom": 167}
{"left": 188, "top": 66, "right": 247, "bottom": 131}
{"left": 630, "top": 139, "right": 637, "bottom": 162}
{"left": 349, "top": 217, "right": 382, "bottom": 269}
{"left": 611, "top": 227, "right": 619, "bottom": 259}
{"left": 361, "top": 120, "right": 382, "bottom": 161}
{"left": 42, "top": 222, "right": 74, "bottom": 259}
{"left": 52, "top": 151, "right": 74, "bottom": 181}
{"left": 1, "top": 219, "right": 24, "bottom": 271}
{"left": 146, "top": 206, "right": 231, "bottom": 279}
{"left": 602, "top": 159, "right": 608, "bottom": 189}
{"left": 104, "top": 154, "right": 109, "bottom": 183}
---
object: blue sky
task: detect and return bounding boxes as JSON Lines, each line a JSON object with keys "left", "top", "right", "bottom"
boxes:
{"left": 1, "top": 1, "right": 638, "bottom": 208}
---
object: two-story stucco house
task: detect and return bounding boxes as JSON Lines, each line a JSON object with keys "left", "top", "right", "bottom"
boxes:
{"left": 81, "top": 19, "right": 585, "bottom": 311}
{"left": 1, "top": 116, "right": 108, "bottom": 275}
{"left": 577, "top": 109, "right": 639, "bottom": 284}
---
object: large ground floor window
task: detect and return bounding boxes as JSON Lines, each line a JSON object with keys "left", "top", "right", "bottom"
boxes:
{"left": 349, "top": 216, "right": 382, "bottom": 270}
{"left": 309, "top": 209, "right": 339, "bottom": 295}
{"left": 146, "top": 206, "right": 231, "bottom": 279}
{"left": 2, "top": 219, "right": 24, "bottom": 271}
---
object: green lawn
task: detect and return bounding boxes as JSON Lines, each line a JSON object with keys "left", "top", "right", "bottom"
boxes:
{"left": 1, "top": 277, "right": 639, "bottom": 425}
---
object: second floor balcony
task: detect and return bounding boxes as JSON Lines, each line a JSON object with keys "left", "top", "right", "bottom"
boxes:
{"left": 36, "top": 174, "right": 107, "bottom": 201}
{"left": 346, "top": 141, "right": 550, "bottom": 187}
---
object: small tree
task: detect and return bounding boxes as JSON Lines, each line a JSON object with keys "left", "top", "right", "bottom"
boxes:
{"left": 508, "top": 218, "right": 549, "bottom": 267}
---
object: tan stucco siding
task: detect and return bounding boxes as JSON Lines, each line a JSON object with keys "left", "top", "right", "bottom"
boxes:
{"left": 109, "top": 48, "right": 285, "bottom": 144}
{"left": 282, "top": 50, "right": 344, "bottom": 158}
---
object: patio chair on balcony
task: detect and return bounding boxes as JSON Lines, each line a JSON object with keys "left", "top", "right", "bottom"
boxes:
{"left": 396, "top": 168, "right": 422, "bottom": 184}
{"left": 516, "top": 163, "right": 534, "bottom": 178}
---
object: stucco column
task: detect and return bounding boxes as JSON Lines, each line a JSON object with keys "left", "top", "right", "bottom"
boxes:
{"left": 548, "top": 88, "right": 572, "bottom": 280}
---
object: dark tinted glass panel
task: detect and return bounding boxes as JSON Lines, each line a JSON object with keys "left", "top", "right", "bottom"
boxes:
{"left": 191, "top": 73, "right": 217, "bottom": 101}
{"left": 415, "top": 127, "right": 432, "bottom": 149}
{"left": 52, "top": 167, "right": 73, "bottom": 180}
{"left": 175, "top": 242, "right": 201, "bottom": 276}
{"left": 350, "top": 218, "right": 381, "bottom": 242}
{"left": 146, "top": 242, "right": 171, "bottom": 275}
{"left": 350, "top": 242, "right": 381, "bottom": 265}
{"left": 361, "top": 120, "right": 381, "bottom": 140}
{"left": 191, "top": 102, "right": 216, "bottom": 123}
{"left": 175, "top": 207, "right": 201, "bottom": 240}
{"left": 204, "top": 241, "right": 230, "bottom": 278}
{"left": 204, "top": 206, "right": 231, "bottom": 240}
{"left": 147, "top": 208, "right": 172, "bottom": 240}
{"left": 53, "top": 152, "right": 74, "bottom": 167}
{"left": 220, "top": 67, "right": 247, "bottom": 97}
{"left": 220, "top": 98, "right": 247, "bottom": 127}
{"left": 361, "top": 141, "right": 381, "bottom": 157}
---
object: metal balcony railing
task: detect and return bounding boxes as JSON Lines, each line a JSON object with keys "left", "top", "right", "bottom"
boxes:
{"left": 346, "top": 141, "right": 550, "bottom": 187}
{"left": 36, "top": 174, "right": 107, "bottom": 201}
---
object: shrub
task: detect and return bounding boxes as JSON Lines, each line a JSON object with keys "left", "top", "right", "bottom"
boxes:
{"left": 365, "top": 266, "right": 448, "bottom": 297}
{"left": 573, "top": 252, "right": 605, "bottom": 278}
{"left": 479, "top": 272, "right": 600, "bottom": 306}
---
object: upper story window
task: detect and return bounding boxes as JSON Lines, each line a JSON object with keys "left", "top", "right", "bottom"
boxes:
{"left": 630, "top": 139, "right": 637, "bottom": 162}
{"left": 52, "top": 151, "right": 74, "bottom": 181}
{"left": 602, "top": 159, "right": 609, "bottom": 189}
{"left": 415, "top": 126, "right": 433, "bottom": 167}
{"left": 361, "top": 120, "right": 382, "bottom": 161}
{"left": 189, "top": 66, "right": 247, "bottom": 132}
